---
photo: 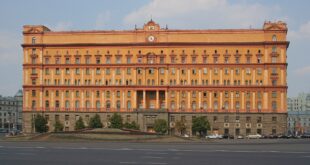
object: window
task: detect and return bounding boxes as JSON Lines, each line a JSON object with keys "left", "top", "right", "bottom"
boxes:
{"left": 32, "top": 90, "right": 36, "bottom": 97}
{"left": 96, "top": 57, "right": 101, "bottom": 64}
{"left": 32, "top": 37, "right": 36, "bottom": 44}
{"left": 272, "top": 35, "right": 277, "bottom": 41}
{"left": 235, "top": 68, "right": 240, "bottom": 75}
{"left": 272, "top": 57, "right": 277, "bottom": 63}
{"left": 126, "top": 57, "right": 131, "bottom": 64}
{"left": 214, "top": 101, "right": 218, "bottom": 110}
{"left": 235, "top": 57, "right": 240, "bottom": 64}
{"left": 55, "top": 68, "right": 60, "bottom": 75}
{"left": 272, "top": 101, "right": 277, "bottom": 111}
{"left": 105, "top": 68, "right": 110, "bottom": 75}
{"left": 149, "top": 68, "right": 154, "bottom": 75}
{"left": 116, "top": 68, "right": 121, "bottom": 75}
{"left": 75, "top": 58, "right": 80, "bottom": 64}
{"left": 106, "top": 56, "right": 111, "bottom": 64}
{"left": 116, "top": 57, "right": 121, "bottom": 64}
{"left": 170, "top": 57, "right": 175, "bottom": 64}
{"left": 203, "top": 68, "right": 208, "bottom": 74}
{"left": 85, "top": 57, "right": 90, "bottom": 64}
{"left": 96, "top": 68, "right": 101, "bottom": 75}
{"left": 45, "top": 58, "right": 49, "bottom": 64}
{"left": 272, "top": 46, "right": 277, "bottom": 53}
{"left": 192, "top": 57, "right": 196, "bottom": 63}
{"left": 160, "top": 57, "right": 164, "bottom": 64}
{"left": 65, "top": 68, "right": 70, "bottom": 75}
{"left": 235, "top": 101, "right": 240, "bottom": 110}
{"left": 65, "top": 58, "right": 70, "bottom": 64}
{"left": 203, "top": 57, "right": 207, "bottom": 64}
{"left": 272, "top": 91, "right": 277, "bottom": 98}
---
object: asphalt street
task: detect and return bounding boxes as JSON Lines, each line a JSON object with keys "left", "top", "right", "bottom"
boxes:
{"left": 1, "top": 140, "right": 310, "bottom": 165}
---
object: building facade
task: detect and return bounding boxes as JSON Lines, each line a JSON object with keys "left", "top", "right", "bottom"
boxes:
{"left": 287, "top": 93, "right": 310, "bottom": 135}
{"left": 0, "top": 90, "right": 23, "bottom": 131}
{"left": 22, "top": 20, "right": 288, "bottom": 136}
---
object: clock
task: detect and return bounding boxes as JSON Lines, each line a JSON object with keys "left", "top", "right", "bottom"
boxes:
{"left": 148, "top": 35, "right": 155, "bottom": 42}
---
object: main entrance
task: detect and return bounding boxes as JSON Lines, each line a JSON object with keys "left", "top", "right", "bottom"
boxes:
{"left": 137, "top": 90, "right": 166, "bottom": 109}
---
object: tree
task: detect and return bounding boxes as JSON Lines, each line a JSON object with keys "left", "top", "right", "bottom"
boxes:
{"left": 175, "top": 120, "right": 187, "bottom": 135}
{"left": 109, "top": 113, "right": 123, "bottom": 129}
{"left": 123, "top": 121, "right": 140, "bottom": 130}
{"left": 89, "top": 114, "right": 103, "bottom": 128}
{"left": 54, "top": 120, "right": 64, "bottom": 132}
{"left": 34, "top": 114, "right": 48, "bottom": 133}
{"left": 154, "top": 119, "right": 168, "bottom": 134}
{"left": 192, "top": 116, "right": 210, "bottom": 137}
{"left": 75, "top": 117, "right": 85, "bottom": 130}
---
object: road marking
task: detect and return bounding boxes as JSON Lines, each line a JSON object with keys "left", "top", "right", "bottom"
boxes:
{"left": 146, "top": 152, "right": 168, "bottom": 155}
{"left": 141, "top": 156, "right": 164, "bottom": 159}
{"left": 120, "top": 162, "right": 139, "bottom": 164}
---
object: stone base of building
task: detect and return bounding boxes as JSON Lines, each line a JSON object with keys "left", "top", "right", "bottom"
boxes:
{"left": 23, "top": 111, "right": 287, "bottom": 136}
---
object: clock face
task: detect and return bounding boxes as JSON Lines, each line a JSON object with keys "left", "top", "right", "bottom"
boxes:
{"left": 148, "top": 35, "right": 155, "bottom": 42}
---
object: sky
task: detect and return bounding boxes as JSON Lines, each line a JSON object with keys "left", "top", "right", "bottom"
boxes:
{"left": 0, "top": 0, "right": 309, "bottom": 97}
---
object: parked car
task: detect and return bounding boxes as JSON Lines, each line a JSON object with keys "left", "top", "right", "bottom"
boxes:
{"left": 237, "top": 135, "right": 244, "bottom": 139}
{"left": 0, "top": 128, "right": 8, "bottom": 133}
{"left": 301, "top": 133, "right": 310, "bottom": 138}
{"left": 246, "top": 134, "right": 262, "bottom": 139}
{"left": 222, "top": 134, "right": 234, "bottom": 139}
{"left": 206, "top": 134, "right": 223, "bottom": 139}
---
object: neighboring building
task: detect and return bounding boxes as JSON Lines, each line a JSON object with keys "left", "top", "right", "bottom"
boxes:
{"left": 287, "top": 93, "right": 310, "bottom": 135}
{"left": 0, "top": 90, "right": 23, "bottom": 131}
{"left": 22, "top": 20, "right": 289, "bottom": 136}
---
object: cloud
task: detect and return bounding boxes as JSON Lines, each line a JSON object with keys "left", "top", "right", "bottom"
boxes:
{"left": 288, "top": 21, "right": 310, "bottom": 40}
{"left": 123, "top": 0, "right": 281, "bottom": 29}
{"left": 294, "top": 66, "right": 310, "bottom": 76}
{"left": 95, "top": 11, "right": 111, "bottom": 29}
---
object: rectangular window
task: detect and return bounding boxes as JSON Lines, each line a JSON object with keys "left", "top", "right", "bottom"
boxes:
{"left": 127, "top": 68, "right": 131, "bottom": 75}
{"left": 65, "top": 68, "right": 70, "bottom": 75}
{"left": 106, "top": 68, "right": 110, "bottom": 75}
{"left": 96, "top": 68, "right": 101, "bottom": 75}
{"left": 75, "top": 68, "right": 80, "bottom": 75}
{"left": 127, "top": 57, "right": 131, "bottom": 64}
{"left": 75, "top": 58, "right": 80, "bottom": 64}
{"left": 203, "top": 68, "right": 208, "bottom": 74}
{"left": 96, "top": 58, "right": 101, "bottom": 64}
{"left": 106, "top": 57, "right": 111, "bottom": 64}
{"left": 86, "top": 68, "right": 90, "bottom": 75}
{"left": 65, "top": 58, "right": 70, "bottom": 64}
{"left": 85, "top": 57, "right": 90, "bottom": 64}
{"left": 203, "top": 57, "right": 207, "bottom": 64}
{"left": 116, "top": 68, "right": 121, "bottom": 75}
{"left": 55, "top": 68, "right": 60, "bottom": 75}
{"left": 160, "top": 57, "right": 164, "bottom": 64}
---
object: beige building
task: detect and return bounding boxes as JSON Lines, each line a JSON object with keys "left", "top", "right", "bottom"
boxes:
{"left": 22, "top": 20, "right": 289, "bottom": 136}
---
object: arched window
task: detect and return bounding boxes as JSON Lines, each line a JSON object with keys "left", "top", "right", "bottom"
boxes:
{"left": 246, "top": 101, "right": 251, "bottom": 111}
{"left": 96, "top": 101, "right": 100, "bottom": 109}
{"left": 257, "top": 101, "right": 262, "bottom": 111}
{"left": 192, "top": 101, "right": 197, "bottom": 110}
{"left": 171, "top": 101, "right": 175, "bottom": 110}
{"left": 181, "top": 101, "right": 186, "bottom": 110}
{"left": 116, "top": 100, "right": 121, "bottom": 110}
{"left": 224, "top": 101, "right": 229, "bottom": 110}
{"left": 127, "top": 101, "right": 131, "bottom": 109}
{"left": 45, "top": 101, "right": 49, "bottom": 108}
{"left": 272, "top": 35, "right": 277, "bottom": 41}
{"left": 85, "top": 100, "right": 90, "bottom": 109}
{"left": 203, "top": 101, "right": 208, "bottom": 110}
{"left": 75, "top": 101, "right": 80, "bottom": 109}
{"left": 214, "top": 101, "right": 218, "bottom": 110}
{"left": 106, "top": 101, "right": 111, "bottom": 109}
{"left": 235, "top": 101, "right": 240, "bottom": 110}
{"left": 55, "top": 100, "right": 60, "bottom": 108}
{"left": 65, "top": 100, "right": 70, "bottom": 108}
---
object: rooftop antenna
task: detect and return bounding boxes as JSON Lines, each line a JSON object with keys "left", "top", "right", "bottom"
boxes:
{"left": 151, "top": 14, "right": 153, "bottom": 21}
{"left": 135, "top": 24, "right": 137, "bottom": 30}
{"left": 166, "top": 24, "right": 168, "bottom": 30}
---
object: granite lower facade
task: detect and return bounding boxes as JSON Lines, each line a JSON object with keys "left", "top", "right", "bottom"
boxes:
{"left": 23, "top": 111, "right": 287, "bottom": 136}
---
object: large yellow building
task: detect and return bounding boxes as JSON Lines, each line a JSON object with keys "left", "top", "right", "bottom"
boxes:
{"left": 22, "top": 20, "right": 289, "bottom": 136}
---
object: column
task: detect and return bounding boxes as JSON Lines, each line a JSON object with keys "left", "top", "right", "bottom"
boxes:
{"left": 231, "top": 92, "right": 234, "bottom": 109}
{"left": 81, "top": 91, "right": 84, "bottom": 108}
{"left": 241, "top": 69, "right": 244, "bottom": 85}
{"left": 220, "top": 69, "right": 223, "bottom": 85}
{"left": 91, "top": 91, "right": 94, "bottom": 109}
{"left": 281, "top": 92, "right": 284, "bottom": 112}
{"left": 156, "top": 90, "right": 159, "bottom": 109}
{"left": 122, "top": 91, "right": 125, "bottom": 109}
{"left": 165, "top": 91, "right": 168, "bottom": 109}
{"left": 209, "top": 91, "right": 212, "bottom": 109}
{"left": 198, "top": 91, "right": 201, "bottom": 109}
{"left": 187, "top": 69, "right": 190, "bottom": 83}
{"left": 241, "top": 91, "right": 245, "bottom": 110}
{"left": 187, "top": 91, "right": 191, "bottom": 109}
{"left": 220, "top": 92, "right": 223, "bottom": 110}
{"left": 199, "top": 69, "right": 201, "bottom": 85}
{"left": 281, "top": 69, "right": 284, "bottom": 85}
{"left": 133, "top": 90, "right": 137, "bottom": 109}
{"left": 252, "top": 92, "right": 256, "bottom": 110}
{"left": 143, "top": 90, "right": 146, "bottom": 109}
{"left": 264, "top": 69, "right": 269, "bottom": 85}
{"left": 177, "top": 69, "right": 180, "bottom": 85}
{"left": 263, "top": 92, "right": 268, "bottom": 110}
{"left": 230, "top": 69, "right": 234, "bottom": 84}
{"left": 112, "top": 90, "right": 115, "bottom": 109}
{"left": 177, "top": 91, "right": 180, "bottom": 109}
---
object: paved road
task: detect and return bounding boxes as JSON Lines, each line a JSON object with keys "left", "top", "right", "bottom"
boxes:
{"left": 1, "top": 140, "right": 310, "bottom": 165}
